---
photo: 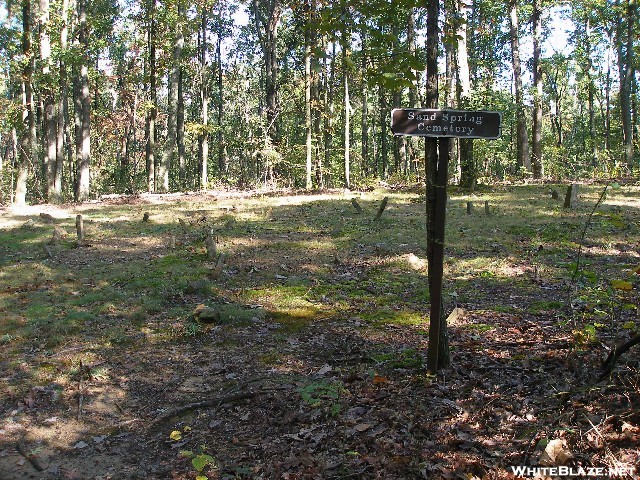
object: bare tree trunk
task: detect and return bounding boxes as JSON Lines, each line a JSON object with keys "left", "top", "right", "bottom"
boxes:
{"left": 74, "top": 0, "right": 90, "bottom": 202}
{"left": 39, "top": 0, "right": 59, "bottom": 201}
{"left": 616, "top": 0, "right": 635, "bottom": 168}
{"left": 425, "top": 0, "right": 449, "bottom": 371}
{"left": 322, "top": 39, "right": 335, "bottom": 187}
{"left": 198, "top": 9, "right": 209, "bottom": 190}
{"left": 379, "top": 86, "right": 388, "bottom": 178}
{"left": 56, "top": 0, "right": 69, "bottom": 198}
{"left": 360, "top": 27, "right": 369, "bottom": 177}
{"left": 145, "top": 0, "right": 156, "bottom": 192}
{"left": 177, "top": 69, "right": 186, "bottom": 187}
{"left": 531, "top": 0, "right": 544, "bottom": 178}
{"left": 16, "top": 0, "right": 34, "bottom": 205}
{"left": 456, "top": 0, "right": 475, "bottom": 191}
{"left": 312, "top": 32, "right": 322, "bottom": 187}
{"left": 304, "top": 1, "right": 313, "bottom": 189}
{"left": 509, "top": 0, "right": 530, "bottom": 173}
{"left": 342, "top": 14, "right": 350, "bottom": 189}
{"left": 159, "top": 1, "right": 184, "bottom": 192}
{"left": 216, "top": 29, "right": 226, "bottom": 174}
{"left": 252, "top": 0, "right": 282, "bottom": 146}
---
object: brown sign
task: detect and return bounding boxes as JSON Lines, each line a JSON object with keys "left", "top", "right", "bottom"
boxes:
{"left": 391, "top": 108, "right": 501, "bottom": 139}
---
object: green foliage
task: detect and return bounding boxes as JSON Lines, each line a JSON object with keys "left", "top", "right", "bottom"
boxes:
{"left": 298, "top": 380, "right": 344, "bottom": 415}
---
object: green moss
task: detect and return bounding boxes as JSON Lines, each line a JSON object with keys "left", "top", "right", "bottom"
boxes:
{"left": 528, "top": 300, "right": 564, "bottom": 314}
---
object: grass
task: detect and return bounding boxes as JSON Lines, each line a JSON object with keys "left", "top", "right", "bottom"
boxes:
{"left": 0, "top": 184, "right": 639, "bottom": 384}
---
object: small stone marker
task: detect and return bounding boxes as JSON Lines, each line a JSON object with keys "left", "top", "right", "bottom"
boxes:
{"left": 563, "top": 184, "right": 579, "bottom": 209}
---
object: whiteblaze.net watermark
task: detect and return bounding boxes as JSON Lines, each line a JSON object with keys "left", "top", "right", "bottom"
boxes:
{"left": 509, "top": 465, "right": 637, "bottom": 478}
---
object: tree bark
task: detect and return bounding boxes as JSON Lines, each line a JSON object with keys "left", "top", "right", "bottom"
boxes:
{"left": 56, "top": 0, "right": 70, "bottom": 198}
{"left": 342, "top": 13, "right": 351, "bottom": 189}
{"left": 425, "top": 0, "right": 449, "bottom": 371}
{"left": 74, "top": 0, "right": 90, "bottom": 202}
{"left": 304, "top": 1, "right": 313, "bottom": 189}
{"left": 509, "top": 0, "right": 530, "bottom": 173}
{"left": 39, "top": 0, "right": 59, "bottom": 201}
{"left": 251, "top": 0, "right": 282, "bottom": 146}
{"left": 456, "top": 0, "right": 475, "bottom": 191}
{"left": 159, "top": 1, "right": 184, "bottom": 193}
{"left": 216, "top": 26, "right": 226, "bottom": 175}
{"left": 531, "top": 0, "right": 544, "bottom": 179}
{"left": 16, "top": 0, "right": 34, "bottom": 205}
{"left": 198, "top": 9, "right": 209, "bottom": 190}
{"left": 615, "top": 0, "right": 635, "bottom": 168}
{"left": 145, "top": 0, "right": 157, "bottom": 192}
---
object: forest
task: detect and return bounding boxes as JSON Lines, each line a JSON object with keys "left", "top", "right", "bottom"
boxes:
{"left": 0, "top": 0, "right": 638, "bottom": 204}
{"left": 1, "top": 0, "right": 640, "bottom": 478}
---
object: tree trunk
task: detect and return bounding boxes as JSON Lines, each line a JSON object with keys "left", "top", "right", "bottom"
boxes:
{"left": 304, "top": 2, "right": 313, "bottom": 189}
{"left": 216, "top": 29, "right": 226, "bottom": 175}
{"left": 379, "top": 87, "right": 388, "bottom": 178}
{"left": 159, "top": 1, "right": 184, "bottom": 193}
{"left": 74, "top": 0, "right": 90, "bottom": 202}
{"left": 531, "top": 0, "right": 544, "bottom": 178}
{"left": 56, "top": 0, "right": 69, "bottom": 199}
{"left": 16, "top": 0, "right": 34, "bottom": 206}
{"left": 252, "top": 0, "right": 282, "bottom": 146}
{"left": 312, "top": 33, "right": 323, "bottom": 187}
{"left": 145, "top": 0, "right": 157, "bottom": 192}
{"left": 456, "top": 0, "right": 475, "bottom": 191}
{"left": 198, "top": 9, "right": 209, "bottom": 190}
{"left": 322, "top": 39, "right": 335, "bottom": 186}
{"left": 425, "top": 0, "right": 450, "bottom": 371}
{"left": 39, "top": 0, "right": 59, "bottom": 201}
{"left": 616, "top": 0, "right": 635, "bottom": 168}
{"left": 509, "top": 0, "right": 530, "bottom": 173}
{"left": 177, "top": 68, "right": 186, "bottom": 187}
{"left": 342, "top": 15, "right": 351, "bottom": 189}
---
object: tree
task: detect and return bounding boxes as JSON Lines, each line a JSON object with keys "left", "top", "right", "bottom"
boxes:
{"left": 509, "top": 0, "right": 530, "bottom": 173}
{"left": 39, "top": 0, "right": 60, "bottom": 201}
{"left": 251, "top": 0, "right": 283, "bottom": 146}
{"left": 15, "top": 0, "right": 35, "bottom": 205}
{"left": 197, "top": 4, "right": 210, "bottom": 190}
{"left": 157, "top": 0, "right": 185, "bottom": 193}
{"left": 455, "top": 0, "right": 475, "bottom": 191}
{"left": 615, "top": 0, "right": 636, "bottom": 168}
{"left": 341, "top": 6, "right": 351, "bottom": 189}
{"left": 425, "top": 0, "right": 450, "bottom": 372}
{"left": 145, "top": 0, "right": 157, "bottom": 192}
{"left": 74, "top": 0, "right": 91, "bottom": 202}
{"left": 531, "top": 0, "right": 544, "bottom": 179}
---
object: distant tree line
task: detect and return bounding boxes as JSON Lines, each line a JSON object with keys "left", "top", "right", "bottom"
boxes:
{"left": 0, "top": 0, "right": 637, "bottom": 204}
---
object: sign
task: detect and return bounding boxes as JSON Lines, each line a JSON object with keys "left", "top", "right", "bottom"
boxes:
{"left": 391, "top": 108, "right": 502, "bottom": 139}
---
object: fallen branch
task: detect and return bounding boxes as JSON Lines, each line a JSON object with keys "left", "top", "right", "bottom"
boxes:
{"left": 148, "top": 391, "right": 256, "bottom": 429}
{"left": 600, "top": 333, "right": 640, "bottom": 380}
{"left": 16, "top": 442, "right": 45, "bottom": 471}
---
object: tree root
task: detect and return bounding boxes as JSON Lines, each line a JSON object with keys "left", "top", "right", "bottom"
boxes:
{"left": 600, "top": 333, "right": 640, "bottom": 381}
{"left": 147, "top": 391, "right": 257, "bottom": 429}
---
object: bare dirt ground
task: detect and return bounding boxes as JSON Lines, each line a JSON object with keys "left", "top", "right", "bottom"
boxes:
{"left": 1, "top": 186, "right": 639, "bottom": 479}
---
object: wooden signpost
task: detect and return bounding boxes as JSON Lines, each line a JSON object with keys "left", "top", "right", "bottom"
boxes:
{"left": 391, "top": 108, "right": 502, "bottom": 374}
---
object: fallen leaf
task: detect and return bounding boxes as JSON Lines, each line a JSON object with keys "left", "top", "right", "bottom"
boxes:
{"left": 372, "top": 375, "right": 389, "bottom": 385}
{"left": 354, "top": 423, "right": 374, "bottom": 432}
{"left": 169, "top": 430, "right": 183, "bottom": 441}
{"left": 74, "top": 441, "right": 89, "bottom": 449}
{"left": 539, "top": 438, "right": 573, "bottom": 466}
{"left": 611, "top": 280, "right": 633, "bottom": 291}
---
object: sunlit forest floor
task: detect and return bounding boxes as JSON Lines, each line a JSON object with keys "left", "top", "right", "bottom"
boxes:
{"left": 1, "top": 183, "right": 639, "bottom": 479}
